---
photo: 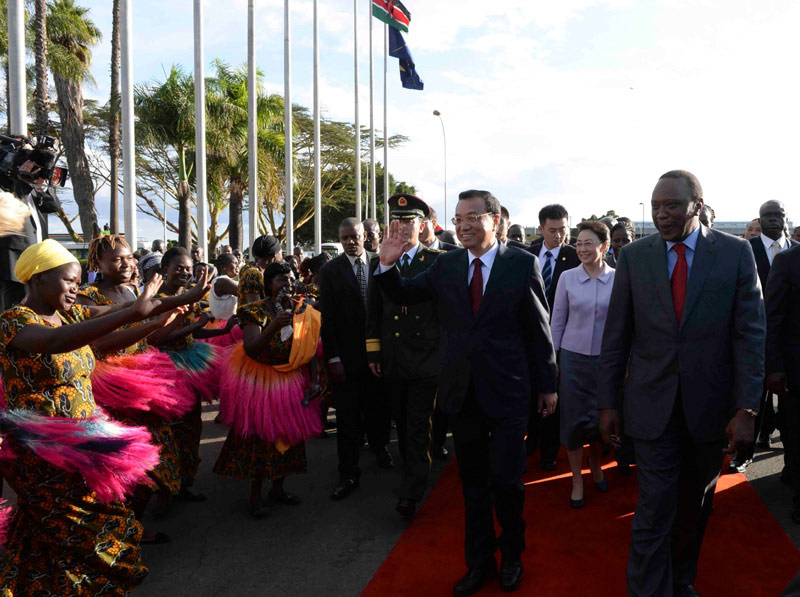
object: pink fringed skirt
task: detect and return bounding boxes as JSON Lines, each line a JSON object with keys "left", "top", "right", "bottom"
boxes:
{"left": 199, "top": 320, "right": 245, "bottom": 348}
{"left": 218, "top": 344, "right": 323, "bottom": 445}
{"left": 91, "top": 349, "right": 195, "bottom": 419}
{"left": 162, "top": 341, "right": 224, "bottom": 403}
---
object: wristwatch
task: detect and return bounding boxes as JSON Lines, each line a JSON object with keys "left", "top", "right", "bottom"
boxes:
{"left": 741, "top": 408, "right": 758, "bottom": 417}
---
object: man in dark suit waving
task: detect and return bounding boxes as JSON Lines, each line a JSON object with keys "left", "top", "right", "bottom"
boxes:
{"left": 598, "top": 170, "right": 764, "bottom": 597}
{"left": 376, "top": 189, "right": 558, "bottom": 595}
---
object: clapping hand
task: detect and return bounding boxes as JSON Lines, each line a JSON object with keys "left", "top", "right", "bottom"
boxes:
{"left": 133, "top": 273, "right": 165, "bottom": 320}
{"left": 378, "top": 221, "right": 408, "bottom": 266}
{"left": 156, "top": 305, "right": 189, "bottom": 328}
{"left": 185, "top": 266, "right": 212, "bottom": 302}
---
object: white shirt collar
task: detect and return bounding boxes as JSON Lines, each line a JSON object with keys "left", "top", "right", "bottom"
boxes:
{"left": 422, "top": 238, "right": 439, "bottom": 250}
{"left": 539, "top": 242, "right": 562, "bottom": 261}
{"left": 346, "top": 252, "right": 367, "bottom": 268}
{"left": 468, "top": 241, "right": 499, "bottom": 270}
{"left": 761, "top": 232, "right": 787, "bottom": 251}
{"left": 400, "top": 243, "right": 420, "bottom": 264}
{"left": 666, "top": 224, "right": 701, "bottom": 253}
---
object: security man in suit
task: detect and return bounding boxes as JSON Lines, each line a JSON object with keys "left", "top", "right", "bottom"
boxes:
{"left": 526, "top": 204, "right": 580, "bottom": 469}
{"left": 366, "top": 194, "right": 444, "bottom": 518}
{"left": 731, "top": 200, "right": 800, "bottom": 473}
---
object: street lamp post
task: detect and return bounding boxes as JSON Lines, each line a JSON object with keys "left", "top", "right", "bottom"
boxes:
{"left": 639, "top": 202, "right": 645, "bottom": 238}
{"left": 433, "top": 110, "right": 447, "bottom": 227}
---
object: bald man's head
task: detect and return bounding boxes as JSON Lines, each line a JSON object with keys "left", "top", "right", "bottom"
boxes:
{"left": 759, "top": 200, "right": 786, "bottom": 241}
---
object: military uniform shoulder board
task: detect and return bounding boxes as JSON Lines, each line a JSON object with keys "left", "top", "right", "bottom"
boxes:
{"left": 424, "top": 247, "right": 446, "bottom": 254}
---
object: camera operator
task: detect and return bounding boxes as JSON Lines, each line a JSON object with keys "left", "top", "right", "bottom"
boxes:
{"left": 0, "top": 135, "right": 66, "bottom": 312}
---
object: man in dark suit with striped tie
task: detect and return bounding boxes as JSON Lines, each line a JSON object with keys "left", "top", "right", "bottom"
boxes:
{"left": 526, "top": 204, "right": 580, "bottom": 469}
{"left": 319, "top": 218, "right": 393, "bottom": 501}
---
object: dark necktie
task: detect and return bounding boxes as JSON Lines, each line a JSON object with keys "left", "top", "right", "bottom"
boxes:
{"left": 542, "top": 250, "right": 553, "bottom": 292}
{"left": 355, "top": 257, "right": 367, "bottom": 305}
{"left": 401, "top": 253, "right": 411, "bottom": 276}
{"left": 671, "top": 243, "right": 688, "bottom": 322}
{"left": 470, "top": 257, "right": 483, "bottom": 314}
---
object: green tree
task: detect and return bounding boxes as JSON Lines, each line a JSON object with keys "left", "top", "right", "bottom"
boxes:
{"left": 47, "top": 0, "right": 101, "bottom": 240}
{"left": 135, "top": 65, "right": 196, "bottom": 248}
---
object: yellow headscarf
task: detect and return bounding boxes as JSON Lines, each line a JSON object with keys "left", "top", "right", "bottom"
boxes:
{"left": 15, "top": 238, "right": 79, "bottom": 284}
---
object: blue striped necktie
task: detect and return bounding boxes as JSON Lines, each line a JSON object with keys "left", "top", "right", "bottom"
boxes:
{"left": 542, "top": 250, "right": 553, "bottom": 291}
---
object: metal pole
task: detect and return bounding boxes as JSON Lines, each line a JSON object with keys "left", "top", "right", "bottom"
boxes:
{"left": 383, "top": 23, "right": 389, "bottom": 229}
{"left": 284, "top": 0, "right": 294, "bottom": 252}
{"left": 121, "top": 0, "right": 136, "bottom": 247}
{"left": 640, "top": 202, "right": 645, "bottom": 238}
{"left": 313, "top": 0, "right": 321, "bottom": 254}
{"left": 193, "top": 0, "right": 208, "bottom": 256}
{"left": 7, "top": 0, "right": 26, "bottom": 136}
{"left": 353, "top": 0, "right": 361, "bottom": 221}
{"left": 368, "top": 0, "right": 376, "bottom": 220}
{"left": 433, "top": 110, "right": 447, "bottom": 228}
{"left": 248, "top": 0, "right": 258, "bottom": 249}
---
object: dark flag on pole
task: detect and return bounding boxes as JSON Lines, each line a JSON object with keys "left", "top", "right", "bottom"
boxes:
{"left": 388, "top": 27, "right": 424, "bottom": 91}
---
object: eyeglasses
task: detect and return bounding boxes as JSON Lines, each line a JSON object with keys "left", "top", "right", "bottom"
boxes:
{"left": 451, "top": 213, "right": 492, "bottom": 226}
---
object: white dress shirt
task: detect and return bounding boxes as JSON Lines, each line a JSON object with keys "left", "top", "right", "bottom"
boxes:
{"left": 467, "top": 241, "right": 499, "bottom": 294}
{"left": 538, "top": 243, "right": 561, "bottom": 275}
{"left": 399, "top": 243, "right": 419, "bottom": 267}
{"left": 760, "top": 232, "right": 788, "bottom": 265}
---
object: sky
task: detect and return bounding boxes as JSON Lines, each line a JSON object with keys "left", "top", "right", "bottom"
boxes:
{"left": 46, "top": 0, "right": 800, "bottom": 244}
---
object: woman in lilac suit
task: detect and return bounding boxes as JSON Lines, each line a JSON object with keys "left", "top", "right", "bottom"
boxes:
{"left": 551, "top": 220, "right": 615, "bottom": 508}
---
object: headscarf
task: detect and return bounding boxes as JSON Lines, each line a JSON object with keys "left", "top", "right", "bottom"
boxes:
{"left": 138, "top": 252, "right": 162, "bottom": 280}
{"left": 252, "top": 235, "right": 281, "bottom": 259}
{"left": 14, "top": 238, "right": 79, "bottom": 284}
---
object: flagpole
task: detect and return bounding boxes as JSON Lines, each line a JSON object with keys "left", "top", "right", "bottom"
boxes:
{"left": 313, "top": 0, "right": 321, "bottom": 254}
{"left": 121, "top": 0, "right": 136, "bottom": 248}
{"left": 7, "top": 0, "right": 26, "bottom": 136}
{"left": 247, "top": 0, "right": 258, "bottom": 250}
{"left": 368, "top": 0, "right": 376, "bottom": 220}
{"left": 353, "top": 0, "right": 361, "bottom": 221}
{"left": 284, "top": 0, "right": 294, "bottom": 252}
{"left": 383, "top": 23, "right": 389, "bottom": 229}
{"left": 193, "top": 0, "right": 208, "bottom": 255}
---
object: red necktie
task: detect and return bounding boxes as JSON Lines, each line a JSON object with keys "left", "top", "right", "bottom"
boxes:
{"left": 671, "top": 243, "right": 688, "bottom": 323}
{"left": 470, "top": 257, "right": 483, "bottom": 314}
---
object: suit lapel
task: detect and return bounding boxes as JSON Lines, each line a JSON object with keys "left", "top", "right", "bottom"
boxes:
{"left": 337, "top": 255, "right": 358, "bottom": 294}
{"left": 475, "top": 244, "right": 510, "bottom": 322}
{"left": 681, "top": 227, "right": 717, "bottom": 327}
{"left": 648, "top": 234, "right": 676, "bottom": 325}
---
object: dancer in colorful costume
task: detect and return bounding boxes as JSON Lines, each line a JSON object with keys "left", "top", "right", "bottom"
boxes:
{"left": 150, "top": 247, "right": 232, "bottom": 502}
{"left": 77, "top": 235, "right": 210, "bottom": 540}
{"left": 0, "top": 239, "right": 178, "bottom": 595}
{"left": 215, "top": 261, "right": 324, "bottom": 518}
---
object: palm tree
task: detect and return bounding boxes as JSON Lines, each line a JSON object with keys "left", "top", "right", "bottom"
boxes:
{"left": 47, "top": 0, "right": 101, "bottom": 240}
{"left": 33, "top": 0, "right": 48, "bottom": 136}
{"left": 135, "top": 65, "right": 197, "bottom": 248}
{"left": 108, "top": 0, "right": 120, "bottom": 233}
{"left": 205, "top": 60, "right": 284, "bottom": 250}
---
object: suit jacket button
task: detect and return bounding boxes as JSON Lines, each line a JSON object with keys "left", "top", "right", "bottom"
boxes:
{"left": 394, "top": 315, "right": 399, "bottom": 320}
{"left": 415, "top": 315, "right": 420, "bottom": 319}
{"left": 395, "top": 332, "right": 400, "bottom": 337}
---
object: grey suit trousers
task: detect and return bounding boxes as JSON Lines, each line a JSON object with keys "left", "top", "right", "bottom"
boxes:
{"left": 628, "top": 396, "right": 725, "bottom": 597}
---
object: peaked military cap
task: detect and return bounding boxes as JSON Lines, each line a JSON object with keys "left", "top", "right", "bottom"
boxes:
{"left": 388, "top": 193, "right": 430, "bottom": 220}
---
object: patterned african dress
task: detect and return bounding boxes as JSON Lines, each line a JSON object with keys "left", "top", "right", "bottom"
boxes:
{"left": 77, "top": 285, "right": 182, "bottom": 498}
{"left": 213, "top": 301, "right": 308, "bottom": 480}
{"left": 155, "top": 296, "right": 211, "bottom": 489}
{"left": 0, "top": 305, "right": 148, "bottom": 596}
{"left": 237, "top": 264, "right": 264, "bottom": 305}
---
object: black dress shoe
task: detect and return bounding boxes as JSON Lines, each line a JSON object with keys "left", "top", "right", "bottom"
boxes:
{"left": 453, "top": 565, "right": 497, "bottom": 597}
{"left": 499, "top": 559, "right": 523, "bottom": 592}
{"left": 431, "top": 445, "right": 449, "bottom": 461}
{"left": 756, "top": 434, "right": 772, "bottom": 449}
{"left": 395, "top": 497, "right": 417, "bottom": 517}
{"left": 376, "top": 447, "right": 394, "bottom": 469}
{"left": 674, "top": 584, "right": 701, "bottom": 597}
{"left": 330, "top": 478, "right": 360, "bottom": 501}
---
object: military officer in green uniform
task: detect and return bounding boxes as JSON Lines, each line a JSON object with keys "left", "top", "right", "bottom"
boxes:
{"left": 366, "top": 193, "right": 444, "bottom": 518}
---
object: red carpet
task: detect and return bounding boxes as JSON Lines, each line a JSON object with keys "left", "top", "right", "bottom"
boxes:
{"left": 363, "top": 454, "right": 800, "bottom": 596}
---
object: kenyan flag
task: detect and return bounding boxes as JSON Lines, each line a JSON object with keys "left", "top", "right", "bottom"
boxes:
{"left": 372, "top": 0, "right": 411, "bottom": 33}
